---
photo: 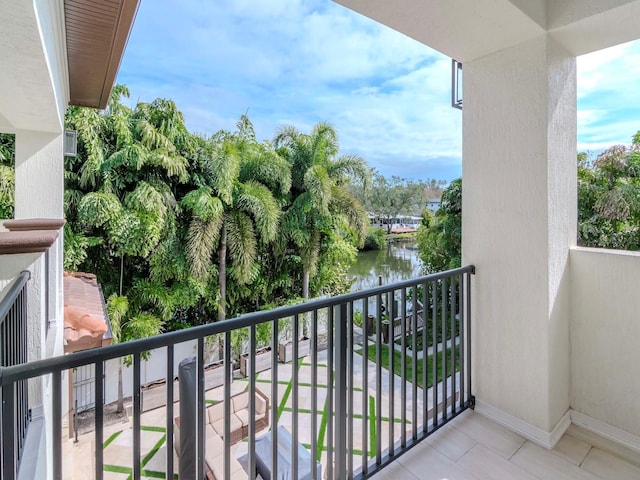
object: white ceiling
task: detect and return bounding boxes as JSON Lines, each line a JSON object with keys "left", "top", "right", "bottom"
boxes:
{"left": 335, "top": 0, "right": 640, "bottom": 61}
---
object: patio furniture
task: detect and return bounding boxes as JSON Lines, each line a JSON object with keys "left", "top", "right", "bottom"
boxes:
{"left": 254, "top": 426, "right": 322, "bottom": 480}
{"left": 174, "top": 387, "right": 269, "bottom": 479}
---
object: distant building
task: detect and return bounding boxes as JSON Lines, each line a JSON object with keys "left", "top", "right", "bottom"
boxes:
{"left": 427, "top": 198, "right": 441, "bottom": 212}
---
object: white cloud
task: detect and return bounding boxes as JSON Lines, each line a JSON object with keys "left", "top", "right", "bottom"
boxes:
{"left": 577, "top": 39, "right": 640, "bottom": 152}
{"left": 117, "top": 0, "right": 462, "bottom": 180}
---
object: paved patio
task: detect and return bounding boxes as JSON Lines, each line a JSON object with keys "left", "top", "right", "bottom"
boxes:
{"left": 61, "top": 341, "right": 461, "bottom": 479}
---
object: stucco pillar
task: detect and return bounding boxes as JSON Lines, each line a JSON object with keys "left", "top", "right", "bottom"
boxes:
{"left": 462, "top": 35, "right": 576, "bottom": 443}
{"left": 14, "top": 130, "right": 63, "bottom": 219}
{"left": 11, "top": 129, "right": 66, "bottom": 385}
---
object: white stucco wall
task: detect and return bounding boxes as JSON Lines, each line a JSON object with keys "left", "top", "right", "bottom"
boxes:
{"left": 103, "top": 341, "right": 200, "bottom": 404}
{"left": 570, "top": 247, "right": 640, "bottom": 437}
{"left": 462, "top": 34, "right": 576, "bottom": 434}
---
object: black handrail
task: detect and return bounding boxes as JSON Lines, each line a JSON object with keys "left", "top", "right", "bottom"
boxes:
{"left": 0, "top": 265, "right": 475, "bottom": 480}
{"left": 0, "top": 265, "right": 474, "bottom": 382}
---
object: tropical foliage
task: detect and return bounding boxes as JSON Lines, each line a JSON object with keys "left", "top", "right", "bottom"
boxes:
{"left": 274, "top": 122, "right": 368, "bottom": 298}
{"left": 417, "top": 178, "right": 462, "bottom": 273}
{"left": 0, "top": 133, "right": 15, "bottom": 219}
{"left": 578, "top": 132, "right": 640, "bottom": 250}
{"left": 63, "top": 86, "right": 367, "bottom": 344}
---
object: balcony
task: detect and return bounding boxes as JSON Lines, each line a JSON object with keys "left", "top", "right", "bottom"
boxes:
{"left": 1, "top": 266, "right": 474, "bottom": 479}
{"left": 3, "top": 253, "right": 640, "bottom": 480}
{"left": 5, "top": 2, "right": 640, "bottom": 479}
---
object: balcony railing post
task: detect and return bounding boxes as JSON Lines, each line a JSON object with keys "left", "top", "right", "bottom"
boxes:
{"left": 334, "top": 302, "right": 348, "bottom": 479}
{"left": 2, "top": 378, "right": 16, "bottom": 480}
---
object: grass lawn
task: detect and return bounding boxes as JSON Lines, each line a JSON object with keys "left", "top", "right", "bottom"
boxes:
{"left": 359, "top": 344, "right": 460, "bottom": 389}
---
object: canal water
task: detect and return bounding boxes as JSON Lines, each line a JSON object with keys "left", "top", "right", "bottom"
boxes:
{"left": 349, "top": 240, "right": 424, "bottom": 292}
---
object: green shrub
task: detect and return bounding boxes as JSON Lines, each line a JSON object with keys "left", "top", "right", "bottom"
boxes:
{"left": 361, "top": 227, "right": 386, "bottom": 251}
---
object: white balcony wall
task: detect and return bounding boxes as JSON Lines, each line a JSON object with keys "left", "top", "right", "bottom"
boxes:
{"left": 570, "top": 247, "right": 640, "bottom": 444}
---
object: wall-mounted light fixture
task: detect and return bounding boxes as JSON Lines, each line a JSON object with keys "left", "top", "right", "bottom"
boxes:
{"left": 451, "top": 59, "right": 463, "bottom": 110}
{"left": 64, "top": 130, "right": 77, "bottom": 157}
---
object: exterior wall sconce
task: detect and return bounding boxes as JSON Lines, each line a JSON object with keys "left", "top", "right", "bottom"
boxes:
{"left": 451, "top": 59, "right": 463, "bottom": 110}
{"left": 64, "top": 130, "right": 77, "bottom": 157}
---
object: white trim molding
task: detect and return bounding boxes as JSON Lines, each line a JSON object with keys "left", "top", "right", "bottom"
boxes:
{"left": 571, "top": 410, "right": 640, "bottom": 454}
{"left": 475, "top": 400, "right": 571, "bottom": 449}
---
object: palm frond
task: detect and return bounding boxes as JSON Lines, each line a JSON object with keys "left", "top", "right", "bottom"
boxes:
{"left": 328, "top": 154, "right": 369, "bottom": 183}
{"left": 148, "top": 150, "right": 189, "bottom": 181}
{"left": 282, "top": 204, "right": 310, "bottom": 247}
{"left": 106, "top": 294, "right": 129, "bottom": 343}
{"left": 124, "top": 312, "right": 163, "bottom": 341}
{"left": 303, "top": 165, "right": 331, "bottom": 213}
{"left": 131, "top": 279, "right": 174, "bottom": 321}
{"left": 208, "top": 141, "right": 240, "bottom": 204}
{"left": 103, "top": 144, "right": 149, "bottom": 172}
{"left": 310, "top": 122, "right": 339, "bottom": 164}
{"left": 79, "top": 149, "right": 106, "bottom": 189}
{"left": 181, "top": 186, "right": 224, "bottom": 222}
{"left": 273, "top": 125, "right": 301, "bottom": 150}
{"left": 135, "top": 118, "right": 177, "bottom": 153}
{"left": 235, "top": 181, "right": 280, "bottom": 241}
{"left": 0, "top": 164, "right": 15, "bottom": 206}
{"left": 63, "top": 224, "right": 102, "bottom": 270}
{"left": 108, "top": 111, "right": 133, "bottom": 150}
{"left": 226, "top": 211, "right": 257, "bottom": 284}
{"left": 187, "top": 216, "right": 222, "bottom": 279}
{"left": 125, "top": 181, "right": 168, "bottom": 220}
{"left": 329, "top": 187, "right": 368, "bottom": 243}
{"left": 240, "top": 144, "right": 291, "bottom": 195}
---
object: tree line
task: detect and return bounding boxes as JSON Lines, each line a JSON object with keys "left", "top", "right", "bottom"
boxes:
{"left": 418, "top": 131, "right": 640, "bottom": 273}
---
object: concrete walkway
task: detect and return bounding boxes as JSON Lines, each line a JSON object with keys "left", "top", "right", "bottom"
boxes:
{"left": 61, "top": 344, "right": 460, "bottom": 479}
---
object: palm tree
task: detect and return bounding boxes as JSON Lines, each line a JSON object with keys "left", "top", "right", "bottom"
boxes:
{"left": 184, "top": 116, "right": 290, "bottom": 321}
{"left": 274, "top": 122, "right": 369, "bottom": 299}
{"left": 107, "top": 295, "right": 163, "bottom": 413}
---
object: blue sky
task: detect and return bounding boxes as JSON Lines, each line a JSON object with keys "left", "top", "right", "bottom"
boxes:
{"left": 116, "top": 0, "right": 640, "bottom": 182}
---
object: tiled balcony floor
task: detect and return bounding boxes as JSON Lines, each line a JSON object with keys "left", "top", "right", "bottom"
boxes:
{"left": 371, "top": 409, "right": 640, "bottom": 480}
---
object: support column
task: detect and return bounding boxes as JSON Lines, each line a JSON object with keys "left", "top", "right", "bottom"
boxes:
{"left": 462, "top": 35, "right": 576, "bottom": 442}
{"left": 14, "top": 130, "right": 63, "bottom": 219}
{"left": 13, "top": 129, "right": 65, "bottom": 352}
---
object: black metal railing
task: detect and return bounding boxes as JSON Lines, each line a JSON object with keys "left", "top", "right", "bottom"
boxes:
{"left": 0, "top": 266, "right": 474, "bottom": 480}
{"left": 0, "top": 271, "right": 31, "bottom": 477}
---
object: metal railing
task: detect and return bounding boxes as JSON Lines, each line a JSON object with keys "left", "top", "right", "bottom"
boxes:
{"left": 0, "top": 265, "right": 474, "bottom": 480}
{"left": 0, "top": 271, "right": 31, "bottom": 478}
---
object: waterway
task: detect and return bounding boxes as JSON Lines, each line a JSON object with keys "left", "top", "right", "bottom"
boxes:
{"left": 349, "top": 240, "right": 424, "bottom": 292}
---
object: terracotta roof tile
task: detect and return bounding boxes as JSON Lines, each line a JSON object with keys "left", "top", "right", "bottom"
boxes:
{"left": 63, "top": 272, "right": 112, "bottom": 353}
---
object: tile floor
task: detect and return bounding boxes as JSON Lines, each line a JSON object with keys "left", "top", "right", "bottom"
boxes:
{"left": 371, "top": 409, "right": 640, "bottom": 480}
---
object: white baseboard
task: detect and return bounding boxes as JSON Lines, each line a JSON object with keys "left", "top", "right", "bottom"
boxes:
{"left": 474, "top": 400, "right": 571, "bottom": 449}
{"left": 570, "top": 410, "right": 640, "bottom": 454}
